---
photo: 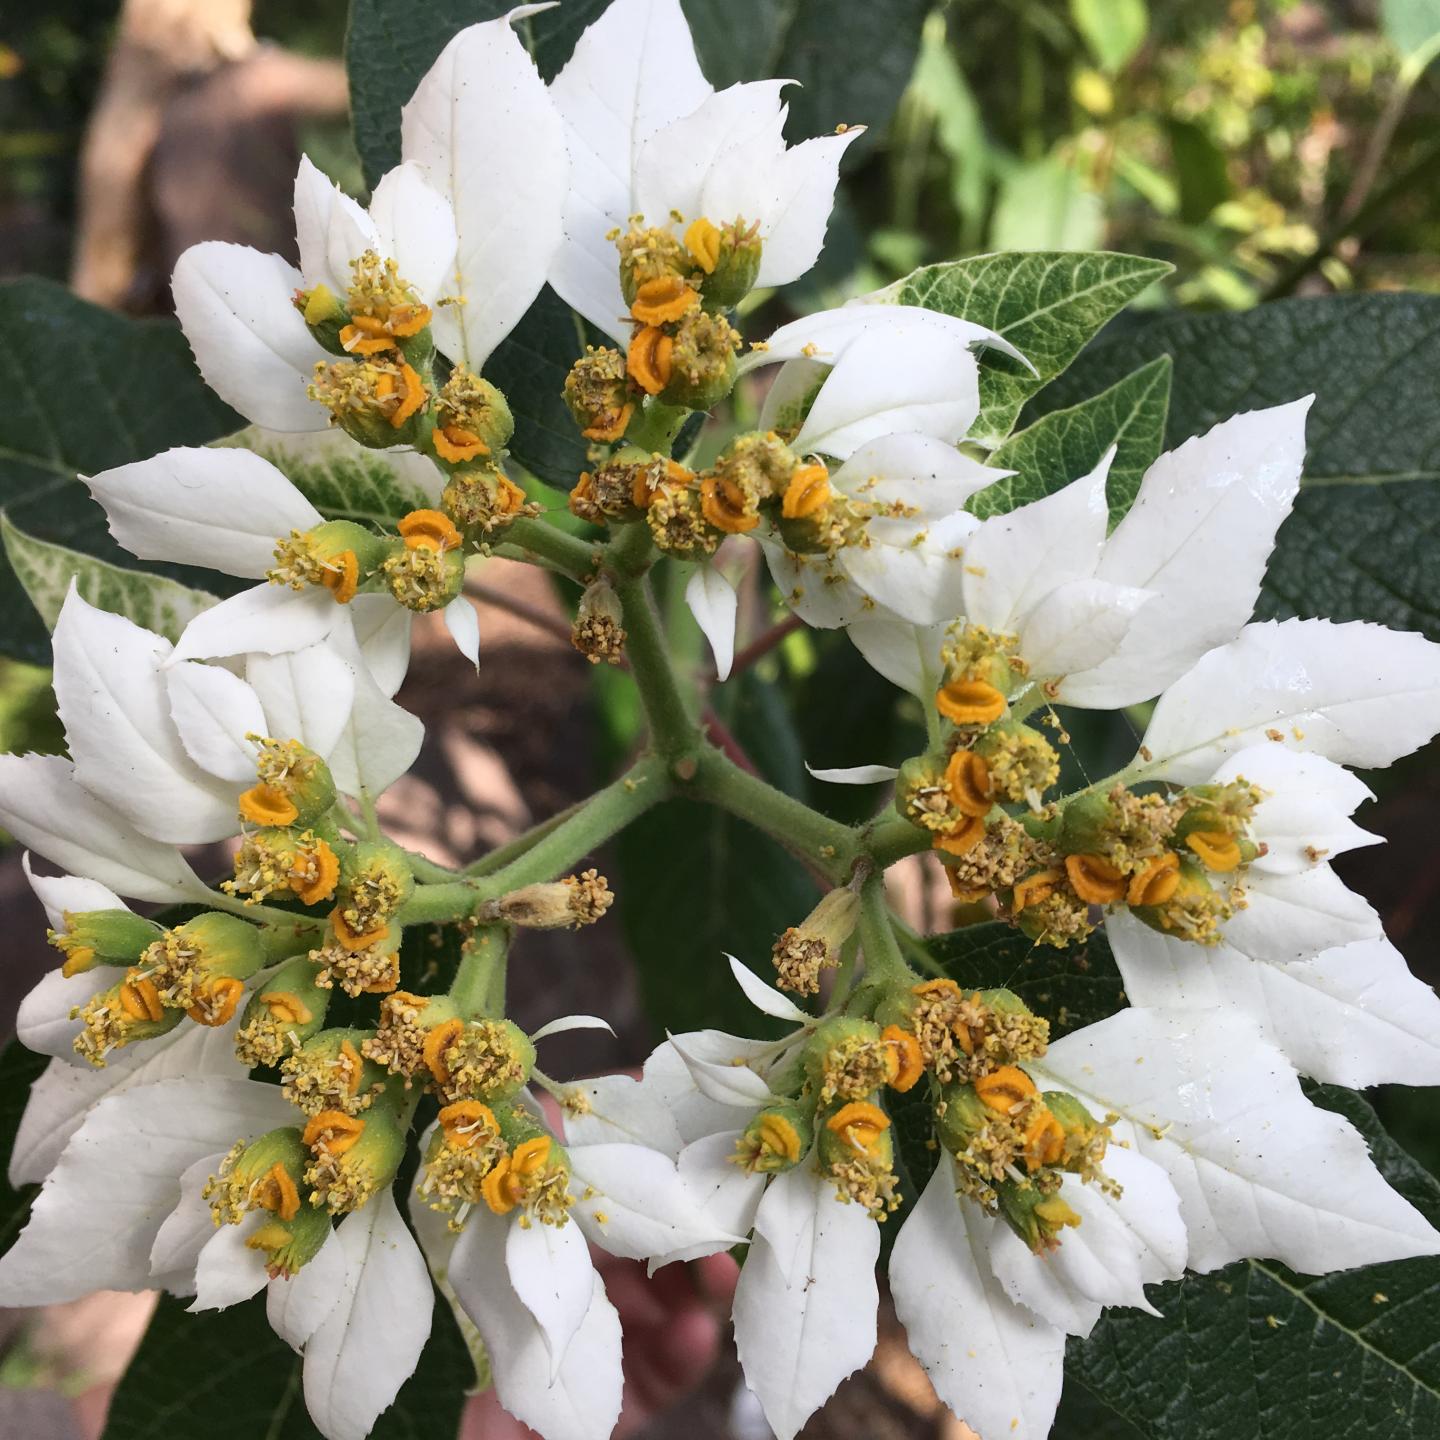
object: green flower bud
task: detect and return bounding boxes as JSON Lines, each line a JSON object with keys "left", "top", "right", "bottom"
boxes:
{"left": 334, "top": 840, "right": 415, "bottom": 941}
{"left": 934, "top": 1082, "right": 992, "bottom": 1155}
{"left": 1042, "top": 1090, "right": 1107, "bottom": 1173}
{"left": 659, "top": 309, "right": 740, "bottom": 409}
{"left": 207, "top": 1126, "right": 309, "bottom": 1226}
{"left": 379, "top": 532, "right": 466, "bottom": 613}
{"left": 239, "top": 738, "right": 337, "bottom": 830}
{"left": 303, "top": 1087, "right": 410, "bottom": 1214}
{"left": 424, "top": 1015, "right": 535, "bottom": 1105}
{"left": 72, "top": 969, "right": 184, "bottom": 1066}
{"left": 432, "top": 366, "right": 514, "bottom": 466}
{"left": 47, "top": 909, "right": 161, "bottom": 977}
{"left": 617, "top": 224, "right": 690, "bottom": 306}
{"left": 247, "top": 1199, "right": 334, "bottom": 1277}
{"left": 564, "top": 346, "right": 636, "bottom": 443}
{"left": 997, "top": 1181, "right": 1081, "bottom": 1253}
{"left": 895, "top": 753, "right": 954, "bottom": 833}
{"left": 817, "top": 1098, "right": 900, "bottom": 1218}
{"left": 480, "top": 1112, "right": 575, "bottom": 1226}
{"left": 805, "top": 1017, "right": 894, "bottom": 1105}
{"left": 144, "top": 912, "right": 265, "bottom": 1015}
{"left": 235, "top": 955, "right": 331, "bottom": 1068}
{"left": 694, "top": 217, "right": 763, "bottom": 311}
{"left": 307, "top": 355, "right": 430, "bottom": 449}
{"left": 266, "top": 518, "right": 389, "bottom": 606}
{"left": 733, "top": 1104, "right": 813, "bottom": 1174}
{"left": 281, "top": 1026, "right": 387, "bottom": 1116}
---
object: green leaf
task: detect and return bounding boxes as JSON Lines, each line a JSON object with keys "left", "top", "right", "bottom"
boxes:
{"left": 893, "top": 252, "right": 1172, "bottom": 447}
{"left": 989, "top": 156, "right": 1106, "bottom": 254}
{"left": 0, "top": 1041, "right": 47, "bottom": 1257}
{"left": 1166, "top": 119, "right": 1230, "bottom": 225}
{"left": 102, "top": 1281, "right": 471, "bottom": 1440}
{"left": 2, "top": 513, "right": 217, "bottom": 642}
{"left": 975, "top": 356, "right": 1171, "bottom": 522}
{"left": 221, "top": 428, "right": 438, "bottom": 527}
{"left": 681, "top": 0, "right": 794, "bottom": 87}
{"left": 1029, "top": 293, "right": 1440, "bottom": 640}
{"left": 1069, "top": 1084, "right": 1440, "bottom": 1439}
{"left": 1070, "top": 0, "right": 1148, "bottom": 73}
{"left": 0, "top": 278, "right": 242, "bottom": 665}
{"left": 1382, "top": 0, "right": 1440, "bottom": 59}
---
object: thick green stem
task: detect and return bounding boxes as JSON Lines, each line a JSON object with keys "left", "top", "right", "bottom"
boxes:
{"left": 507, "top": 516, "right": 599, "bottom": 581}
{"left": 614, "top": 574, "right": 700, "bottom": 758}
{"left": 863, "top": 813, "right": 931, "bottom": 869}
{"left": 604, "top": 520, "right": 655, "bottom": 579}
{"left": 465, "top": 799, "right": 587, "bottom": 879}
{"left": 686, "top": 747, "right": 860, "bottom": 882}
{"left": 857, "top": 874, "right": 912, "bottom": 985}
{"left": 396, "top": 880, "right": 483, "bottom": 926}
{"left": 449, "top": 924, "right": 509, "bottom": 1016}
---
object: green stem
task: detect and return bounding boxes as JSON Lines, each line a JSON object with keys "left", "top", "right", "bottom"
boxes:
{"left": 403, "top": 849, "right": 458, "bottom": 884}
{"left": 686, "top": 747, "right": 860, "bottom": 882}
{"left": 507, "top": 516, "right": 600, "bottom": 581}
{"left": 449, "top": 924, "right": 509, "bottom": 1016}
{"left": 856, "top": 874, "right": 912, "bottom": 984}
{"left": 468, "top": 755, "right": 670, "bottom": 891}
{"left": 203, "top": 888, "right": 321, "bottom": 928}
{"left": 863, "top": 813, "right": 931, "bottom": 869}
{"left": 465, "top": 799, "right": 587, "bottom": 879}
{"left": 625, "top": 400, "right": 690, "bottom": 455}
{"left": 614, "top": 574, "right": 700, "bottom": 758}
{"left": 604, "top": 519, "right": 655, "bottom": 579}
{"left": 397, "top": 880, "right": 483, "bottom": 926}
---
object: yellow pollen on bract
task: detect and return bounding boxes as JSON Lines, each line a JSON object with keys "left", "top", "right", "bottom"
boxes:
{"left": 684, "top": 216, "right": 721, "bottom": 273}
{"left": 945, "top": 749, "right": 994, "bottom": 818}
{"left": 882, "top": 1025, "right": 925, "bottom": 1092}
{"left": 1064, "top": 853, "right": 1127, "bottom": 905}
{"left": 699, "top": 473, "right": 759, "bottom": 533}
{"left": 933, "top": 815, "right": 986, "bottom": 858}
{"left": 238, "top": 783, "right": 300, "bottom": 828}
{"left": 398, "top": 508, "right": 463, "bottom": 552}
{"left": 781, "top": 463, "right": 831, "bottom": 520}
{"left": 974, "top": 1064, "right": 1039, "bottom": 1115}
{"left": 1186, "top": 828, "right": 1242, "bottom": 872}
{"left": 187, "top": 976, "right": 246, "bottom": 1027}
{"left": 936, "top": 679, "right": 1006, "bottom": 726}
{"left": 630, "top": 274, "right": 700, "bottom": 325}
{"left": 825, "top": 1101, "right": 891, "bottom": 1157}
{"left": 1013, "top": 868, "right": 1062, "bottom": 912}
{"left": 1127, "top": 851, "right": 1181, "bottom": 907}
{"left": 627, "top": 325, "right": 674, "bottom": 395}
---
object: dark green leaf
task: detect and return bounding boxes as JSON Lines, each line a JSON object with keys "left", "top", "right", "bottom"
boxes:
{"left": 893, "top": 253, "right": 1172, "bottom": 446}
{"left": 681, "top": 0, "right": 794, "bottom": 87}
{"left": 977, "top": 355, "right": 1171, "bottom": 521}
{"left": 1030, "top": 293, "right": 1440, "bottom": 640}
{"left": 103, "top": 1281, "right": 471, "bottom": 1440}
{"left": 0, "top": 1041, "right": 48, "bottom": 1256}
{"left": 0, "top": 279, "right": 242, "bottom": 665}
{"left": 1166, "top": 119, "right": 1230, "bottom": 226}
{"left": 1069, "top": 1084, "right": 1440, "bottom": 1439}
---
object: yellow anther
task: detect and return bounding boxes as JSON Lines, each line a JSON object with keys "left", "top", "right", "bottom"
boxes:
{"left": 481, "top": 1136, "right": 555, "bottom": 1216}
{"left": 438, "top": 1100, "right": 501, "bottom": 1149}
{"left": 1064, "top": 853, "right": 1127, "bottom": 905}
{"left": 936, "top": 679, "right": 1006, "bottom": 726}
{"left": 303, "top": 1109, "right": 365, "bottom": 1156}
{"left": 945, "top": 749, "right": 994, "bottom": 818}
{"left": 881, "top": 1025, "right": 924, "bottom": 1092}
{"left": 422, "top": 1017, "right": 466, "bottom": 1088}
{"left": 1034, "top": 1195, "right": 1082, "bottom": 1232}
{"left": 1013, "top": 868, "right": 1062, "bottom": 912}
{"left": 630, "top": 274, "right": 700, "bottom": 326}
{"left": 685, "top": 216, "right": 722, "bottom": 273}
{"left": 781, "top": 463, "right": 831, "bottom": 520}
{"left": 1186, "top": 829, "right": 1242, "bottom": 873}
{"left": 293, "top": 840, "right": 340, "bottom": 906}
{"left": 1127, "top": 851, "right": 1181, "bottom": 907}
{"left": 627, "top": 325, "right": 674, "bottom": 395}
{"left": 755, "top": 1113, "right": 803, "bottom": 1165}
{"left": 973, "top": 1065, "right": 1038, "bottom": 1115}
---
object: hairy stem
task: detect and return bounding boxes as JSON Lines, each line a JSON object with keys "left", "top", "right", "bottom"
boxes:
{"left": 857, "top": 874, "right": 911, "bottom": 984}
{"left": 449, "top": 924, "right": 509, "bottom": 1016}
{"left": 614, "top": 573, "right": 700, "bottom": 758}
{"left": 507, "top": 516, "right": 599, "bottom": 581}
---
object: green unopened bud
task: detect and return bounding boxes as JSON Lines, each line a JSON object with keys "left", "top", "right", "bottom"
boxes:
{"left": 248, "top": 1200, "right": 334, "bottom": 1277}
{"left": 425, "top": 1016, "right": 535, "bottom": 1104}
{"left": 895, "top": 753, "right": 955, "bottom": 834}
{"left": 659, "top": 309, "right": 740, "bottom": 409}
{"left": 296, "top": 282, "right": 350, "bottom": 354}
{"left": 691, "top": 216, "right": 763, "bottom": 310}
{"left": 432, "top": 366, "right": 514, "bottom": 465}
{"left": 235, "top": 955, "right": 331, "bottom": 1068}
{"left": 335, "top": 840, "right": 415, "bottom": 938}
{"left": 733, "top": 1104, "right": 812, "bottom": 1174}
{"left": 805, "top": 1017, "right": 895, "bottom": 1105}
{"left": 572, "top": 579, "right": 627, "bottom": 665}
{"left": 239, "top": 737, "right": 337, "bottom": 829}
{"left": 142, "top": 912, "right": 264, "bottom": 1014}
{"left": 267, "top": 518, "right": 389, "bottom": 606}
{"left": 226, "top": 828, "right": 342, "bottom": 908}
{"left": 207, "top": 1126, "right": 309, "bottom": 1226}
{"left": 771, "top": 886, "right": 861, "bottom": 995}
{"left": 362, "top": 990, "right": 461, "bottom": 1078}
{"left": 492, "top": 869, "right": 614, "bottom": 930}
{"left": 303, "top": 1090, "right": 410, "bottom": 1214}
{"left": 281, "top": 1027, "right": 387, "bottom": 1116}
{"left": 818, "top": 1099, "right": 900, "bottom": 1218}
{"left": 618, "top": 224, "right": 690, "bottom": 305}
{"left": 564, "top": 346, "right": 636, "bottom": 443}
{"left": 308, "top": 355, "right": 430, "bottom": 448}
{"left": 998, "top": 1181, "right": 1081, "bottom": 1253}
{"left": 72, "top": 969, "right": 184, "bottom": 1066}
{"left": 48, "top": 909, "right": 161, "bottom": 977}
